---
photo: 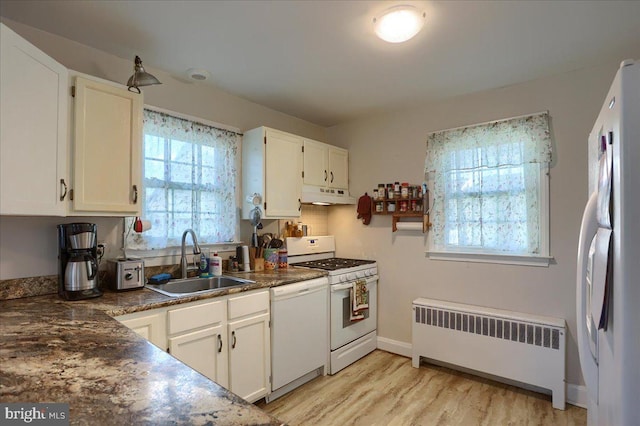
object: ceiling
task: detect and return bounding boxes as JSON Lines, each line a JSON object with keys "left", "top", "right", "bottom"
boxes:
{"left": 2, "top": 1, "right": 639, "bottom": 127}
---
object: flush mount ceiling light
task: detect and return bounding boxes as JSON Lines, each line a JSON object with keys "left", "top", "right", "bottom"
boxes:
{"left": 373, "top": 5, "right": 426, "bottom": 43}
{"left": 127, "top": 56, "right": 161, "bottom": 93}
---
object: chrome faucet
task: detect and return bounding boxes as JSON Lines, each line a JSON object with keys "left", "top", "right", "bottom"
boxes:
{"left": 180, "top": 229, "right": 201, "bottom": 279}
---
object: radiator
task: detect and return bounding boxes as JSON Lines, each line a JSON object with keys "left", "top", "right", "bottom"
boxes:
{"left": 412, "top": 298, "right": 566, "bottom": 410}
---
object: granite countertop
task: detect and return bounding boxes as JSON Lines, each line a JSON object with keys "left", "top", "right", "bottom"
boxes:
{"left": 0, "top": 268, "right": 327, "bottom": 425}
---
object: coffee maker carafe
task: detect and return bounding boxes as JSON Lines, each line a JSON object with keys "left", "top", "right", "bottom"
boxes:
{"left": 57, "top": 223, "right": 102, "bottom": 300}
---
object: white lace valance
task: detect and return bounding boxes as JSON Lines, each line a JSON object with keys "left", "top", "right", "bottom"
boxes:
{"left": 425, "top": 112, "right": 552, "bottom": 175}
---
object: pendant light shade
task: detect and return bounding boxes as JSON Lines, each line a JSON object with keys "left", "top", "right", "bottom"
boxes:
{"left": 374, "top": 5, "right": 426, "bottom": 43}
{"left": 127, "top": 56, "right": 161, "bottom": 93}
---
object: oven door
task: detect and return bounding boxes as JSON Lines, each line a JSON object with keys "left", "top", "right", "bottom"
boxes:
{"left": 330, "top": 275, "right": 377, "bottom": 351}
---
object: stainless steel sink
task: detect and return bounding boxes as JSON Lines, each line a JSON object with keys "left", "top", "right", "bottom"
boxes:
{"left": 146, "top": 276, "right": 255, "bottom": 297}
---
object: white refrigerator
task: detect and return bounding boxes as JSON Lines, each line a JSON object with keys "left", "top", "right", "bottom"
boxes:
{"left": 576, "top": 59, "right": 639, "bottom": 425}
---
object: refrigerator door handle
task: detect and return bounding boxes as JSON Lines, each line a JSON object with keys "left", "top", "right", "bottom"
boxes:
{"left": 577, "top": 191, "right": 599, "bottom": 404}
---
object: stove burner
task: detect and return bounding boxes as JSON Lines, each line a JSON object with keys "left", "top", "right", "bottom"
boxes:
{"left": 294, "top": 258, "right": 375, "bottom": 271}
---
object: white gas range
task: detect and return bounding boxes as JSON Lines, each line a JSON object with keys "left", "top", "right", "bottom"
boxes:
{"left": 287, "top": 236, "right": 378, "bottom": 374}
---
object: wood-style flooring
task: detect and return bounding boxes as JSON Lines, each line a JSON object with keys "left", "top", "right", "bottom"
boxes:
{"left": 256, "top": 350, "right": 586, "bottom": 426}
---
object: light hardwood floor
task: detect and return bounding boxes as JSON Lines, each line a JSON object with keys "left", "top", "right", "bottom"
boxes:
{"left": 257, "top": 350, "right": 586, "bottom": 426}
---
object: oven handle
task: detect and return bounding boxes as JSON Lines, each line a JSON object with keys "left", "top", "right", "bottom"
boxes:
{"left": 331, "top": 276, "right": 378, "bottom": 292}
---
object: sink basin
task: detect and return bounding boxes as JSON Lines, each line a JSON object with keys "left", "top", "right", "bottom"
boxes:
{"left": 146, "top": 276, "right": 255, "bottom": 297}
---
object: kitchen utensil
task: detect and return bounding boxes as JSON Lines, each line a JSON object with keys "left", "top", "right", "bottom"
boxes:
{"left": 262, "top": 234, "right": 272, "bottom": 249}
{"left": 249, "top": 206, "right": 261, "bottom": 247}
{"left": 269, "top": 238, "right": 283, "bottom": 249}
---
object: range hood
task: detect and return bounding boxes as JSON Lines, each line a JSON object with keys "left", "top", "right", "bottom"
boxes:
{"left": 301, "top": 185, "right": 356, "bottom": 205}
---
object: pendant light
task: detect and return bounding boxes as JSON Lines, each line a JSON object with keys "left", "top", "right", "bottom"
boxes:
{"left": 374, "top": 5, "right": 426, "bottom": 43}
{"left": 126, "top": 56, "right": 161, "bottom": 93}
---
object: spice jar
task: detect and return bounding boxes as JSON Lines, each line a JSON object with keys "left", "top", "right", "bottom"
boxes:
{"left": 375, "top": 201, "right": 384, "bottom": 212}
{"left": 411, "top": 200, "right": 417, "bottom": 211}
{"left": 378, "top": 184, "right": 386, "bottom": 199}
{"left": 399, "top": 200, "right": 408, "bottom": 212}
{"left": 387, "top": 201, "right": 396, "bottom": 212}
{"left": 401, "top": 182, "right": 409, "bottom": 198}
{"left": 373, "top": 189, "right": 379, "bottom": 199}
{"left": 387, "top": 183, "right": 394, "bottom": 199}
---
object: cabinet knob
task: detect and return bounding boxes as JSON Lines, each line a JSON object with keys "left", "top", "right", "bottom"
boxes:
{"left": 132, "top": 185, "right": 138, "bottom": 204}
{"left": 324, "top": 170, "right": 327, "bottom": 182}
{"left": 218, "top": 334, "right": 223, "bottom": 353}
{"left": 298, "top": 199, "right": 301, "bottom": 211}
{"left": 231, "top": 330, "right": 237, "bottom": 349}
{"left": 330, "top": 171, "right": 334, "bottom": 183}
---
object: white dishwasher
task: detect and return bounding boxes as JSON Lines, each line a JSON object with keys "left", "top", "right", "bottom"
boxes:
{"left": 266, "top": 276, "right": 329, "bottom": 402}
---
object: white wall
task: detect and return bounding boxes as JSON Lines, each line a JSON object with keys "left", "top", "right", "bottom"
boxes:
{"left": 0, "top": 18, "right": 327, "bottom": 279}
{"left": 326, "top": 61, "right": 623, "bottom": 389}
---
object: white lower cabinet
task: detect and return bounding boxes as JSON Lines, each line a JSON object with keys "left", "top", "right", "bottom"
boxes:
{"left": 167, "top": 299, "right": 229, "bottom": 388}
{"left": 228, "top": 290, "right": 271, "bottom": 402}
{"left": 115, "top": 309, "right": 166, "bottom": 350}
{"left": 115, "top": 289, "right": 270, "bottom": 402}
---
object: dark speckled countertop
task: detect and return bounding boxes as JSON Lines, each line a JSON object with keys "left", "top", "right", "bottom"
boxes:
{"left": 0, "top": 268, "right": 327, "bottom": 425}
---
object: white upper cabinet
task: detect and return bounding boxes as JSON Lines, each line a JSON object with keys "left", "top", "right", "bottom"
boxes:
{"left": 0, "top": 23, "right": 69, "bottom": 216}
{"left": 303, "top": 139, "right": 349, "bottom": 191}
{"left": 328, "top": 146, "right": 349, "bottom": 190}
{"left": 71, "top": 76, "right": 142, "bottom": 215}
{"left": 242, "top": 127, "right": 303, "bottom": 219}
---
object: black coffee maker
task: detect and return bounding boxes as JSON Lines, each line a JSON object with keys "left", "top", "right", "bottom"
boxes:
{"left": 57, "top": 223, "right": 102, "bottom": 300}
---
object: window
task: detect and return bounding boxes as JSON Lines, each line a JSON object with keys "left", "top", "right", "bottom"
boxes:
{"left": 126, "top": 108, "right": 239, "bottom": 251}
{"left": 425, "top": 112, "right": 552, "bottom": 265}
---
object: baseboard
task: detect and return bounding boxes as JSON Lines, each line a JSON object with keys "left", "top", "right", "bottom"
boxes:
{"left": 376, "top": 336, "right": 588, "bottom": 409}
{"left": 376, "top": 336, "right": 412, "bottom": 358}
{"left": 567, "top": 384, "right": 587, "bottom": 408}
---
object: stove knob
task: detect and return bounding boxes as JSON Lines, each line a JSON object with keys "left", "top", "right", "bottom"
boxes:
{"left": 339, "top": 275, "right": 347, "bottom": 283}
{"left": 347, "top": 273, "right": 356, "bottom": 281}
{"left": 369, "top": 268, "right": 376, "bottom": 276}
{"left": 356, "top": 270, "right": 365, "bottom": 278}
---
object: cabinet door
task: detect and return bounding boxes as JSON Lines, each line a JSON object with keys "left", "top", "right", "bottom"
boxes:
{"left": 328, "top": 147, "right": 349, "bottom": 190}
{"left": 116, "top": 310, "right": 166, "bottom": 350}
{"left": 264, "top": 129, "right": 302, "bottom": 218}
{"left": 303, "top": 139, "right": 328, "bottom": 187}
{"left": 72, "top": 76, "right": 142, "bottom": 214}
{"left": 168, "top": 324, "right": 229, "bottom": 388}
{"left": 0, "top": 23, "right": 68, "bottom": 216}
{"left": 228, "top": 313, "right": 270, "bottom": 402}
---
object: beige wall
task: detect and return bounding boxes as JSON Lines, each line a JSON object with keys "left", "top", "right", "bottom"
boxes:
{"left": 0, "top": 19, "right": 326, "bottom": 279}
{"left": 326, "top": 61, "right": 622, "bottom": 389}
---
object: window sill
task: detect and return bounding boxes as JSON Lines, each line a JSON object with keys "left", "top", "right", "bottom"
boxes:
{"left": 125, "top": 243, "right": 242, "bottom": 267}
{"left": 425, "top": 250, "right": 553, "bottom": 267}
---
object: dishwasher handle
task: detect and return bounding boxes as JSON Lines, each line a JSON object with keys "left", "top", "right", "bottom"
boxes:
{"left": 271, "top": 277, "right": 328, "bottom": 299}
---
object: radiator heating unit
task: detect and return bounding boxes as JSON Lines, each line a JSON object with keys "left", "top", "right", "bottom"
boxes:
{"left": 412, "top": 298, "right": 566, "bottom": 409}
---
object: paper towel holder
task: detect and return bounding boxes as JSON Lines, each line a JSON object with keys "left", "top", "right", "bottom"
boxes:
{"left": 392, "top": 213, "right": 431, "bottom": 232}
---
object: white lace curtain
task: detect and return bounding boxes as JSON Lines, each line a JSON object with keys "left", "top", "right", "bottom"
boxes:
{"left": 425, "top": 112, "right": 552, "bottom": 255}
{"left": 126, "top": 109, "right": 239, "bottom": 250}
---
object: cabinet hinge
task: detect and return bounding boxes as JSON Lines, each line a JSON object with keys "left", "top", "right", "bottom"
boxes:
{"left": 167, "top": 347, "right": 170, "bottom": 354}
{"left": 302, "top": 171, "right": 304, "bottom": 178}
{"left": 264, "top": 136, "right": 267, "bottom": 144}
{"left": 264, "top": 202, "right": 267, "bottom": 211}
{"left": 71, "top": 86, "right": 75, "bottom": 97}
{"left": 302, "top": 145, "right": 304, "bottom": 153}
{"left": 69, "top": 189, "right": 74, "bottom": 201}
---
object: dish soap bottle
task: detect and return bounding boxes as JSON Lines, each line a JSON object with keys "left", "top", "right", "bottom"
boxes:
{"left": 199, "top": 249, "right": 210, "bottom": 277}
{"left": 211, "top": 252, "right": 223, "bottom": 277}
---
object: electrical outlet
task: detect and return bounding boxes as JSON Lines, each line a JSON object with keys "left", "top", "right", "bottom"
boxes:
{"left": 97, "top": 242, "right": 106, "bottom": 258}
